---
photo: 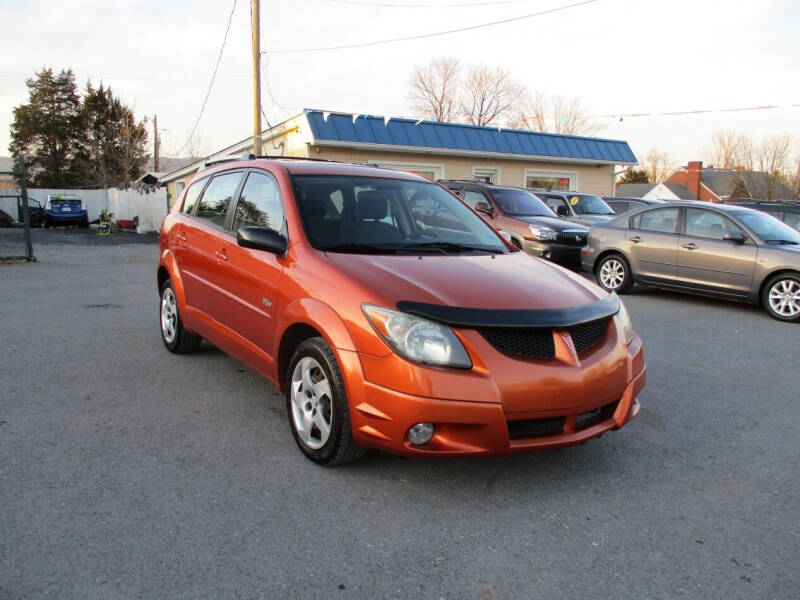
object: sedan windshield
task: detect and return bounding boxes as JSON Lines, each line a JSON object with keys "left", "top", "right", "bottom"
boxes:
{"left": 734, "top": 211, "right": 800, "bottom": 244}
{"left": 292, "top": 175, "right": 508, "bottom": 254}
{"left": 571, "top": 194, "right": 615, "bottom": 215}
{"left": 492, "top": 189, "right": 554, "bottom": 217}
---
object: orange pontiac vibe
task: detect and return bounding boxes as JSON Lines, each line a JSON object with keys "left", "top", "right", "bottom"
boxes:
{"left": 157, "top": 156, "right": 646, "bottom": 465}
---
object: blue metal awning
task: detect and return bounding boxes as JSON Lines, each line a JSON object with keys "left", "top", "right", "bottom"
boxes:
{"left": 306, "top": 110, "right": 637, "bottom": 164}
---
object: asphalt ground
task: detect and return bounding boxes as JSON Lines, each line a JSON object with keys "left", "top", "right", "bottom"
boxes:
{"left": 1, "top": 230, "right": 799, "bottom": 599}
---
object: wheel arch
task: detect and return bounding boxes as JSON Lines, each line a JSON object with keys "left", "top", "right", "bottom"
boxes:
{"left": 594, "top": 249, "right": 631, "bottom": 274}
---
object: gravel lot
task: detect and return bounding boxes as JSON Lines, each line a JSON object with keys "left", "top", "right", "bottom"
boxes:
{"left": 1, "top": 231, "right": 798, "bottom": 599}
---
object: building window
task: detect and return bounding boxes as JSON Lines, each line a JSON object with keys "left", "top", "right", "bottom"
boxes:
{"left": 472, "top": 167, "right": 500, "bottom": 184}
{"left": 176, "top": 181, "right": 186, "bottom": 195}
{"left": 524, "top": 170, "right": 578, "bottom": 191}
{"left": 373, "top": 161, "right": 444, "bottom": 181}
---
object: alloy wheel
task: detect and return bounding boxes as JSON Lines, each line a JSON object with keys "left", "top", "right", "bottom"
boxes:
{"left": 600, "top": 258, "right": 626, "bottom": 290}
{"left": 768, "top": 279, "right": 800, "bottom": 318}
{"left": 160, "top": 287, "right": 178, "bottom": 343}
{"left": 290, "top": 357, "right": 333, "bottom": 450}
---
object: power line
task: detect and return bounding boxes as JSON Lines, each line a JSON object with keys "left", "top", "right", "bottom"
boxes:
{"left": 175, "top": 0, "right": 238, "bottom": 156}
{"left": 323, "top": 0, "right": 542, "bottom": 7}
{"left": 270, "top": 0, "right": 600, "bottom": 53}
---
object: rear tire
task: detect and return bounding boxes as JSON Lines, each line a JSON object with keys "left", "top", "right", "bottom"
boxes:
{"left": 285, "top": 337, "right": 365, "bottom": 466}
{"left": 596, "top": 253, "right": 633, "bottom": 293}
{"left": 159, "top": 280, "right": 202, "bottom": 353}
{"left": 762, "top": 273, "right": 800, "bottom": 322}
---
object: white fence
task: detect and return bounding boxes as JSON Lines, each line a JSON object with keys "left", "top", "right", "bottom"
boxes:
{"left": 1, "top": 187, "right": 169, "bottom": 232}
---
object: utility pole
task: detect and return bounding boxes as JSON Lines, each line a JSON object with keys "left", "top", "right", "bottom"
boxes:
{"left": 153, "top": 114, "right": 160, "bottom": 172}
{"left": 251, "top": 0, "right": 262, "bottom": 155}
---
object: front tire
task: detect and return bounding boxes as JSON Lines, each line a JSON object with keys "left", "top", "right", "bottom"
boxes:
{"left": 762, "top": 274, "right": 800, "bottom": 322}
{"left": 596, "top": 253, "right": 633, "bottom": 293}
{"left": 285, "top": 337, "right": 365, "bottom": 466}
{"left": 159, "top": 280, "right": 202, "bottom": 353}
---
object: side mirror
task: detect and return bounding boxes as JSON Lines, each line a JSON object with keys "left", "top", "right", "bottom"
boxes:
{"left": 474, "top": 201, "right": 494, "bottom": 216}
{"left": 722, "top": 230, "right": 746, "bottom": 244}
{"left": 237, "top": 226, "right": 288, "bottom": 255}
{"left": 556, "top": 205, "right": 570, "bottom": 217}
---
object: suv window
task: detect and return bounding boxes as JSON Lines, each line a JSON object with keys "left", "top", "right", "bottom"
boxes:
{"left": 181, "top": 179, "right": 205, "bottom": 215}
{"left": 543, "top": 195, "right": 569, "bottom": 214}
{"left": 462, "top": 190, "right": 487, "bottom": 210}
{"left": 233, "top": 171, "right": 284, "bottom": 233}
{"left": 631, "top": 207, "right": 679, "bottom": 234}
{"left": 685, "top": 209, "right": 743, "bottom": 240}
{"left": 784, "top": 212, "right": 800, "bottom": 230}
{"left": 195, "top": 172, "right": 243, "bottom": 227}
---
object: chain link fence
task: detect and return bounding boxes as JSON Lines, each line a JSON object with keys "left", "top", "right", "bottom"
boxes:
{"left": 0, "top": 159, "right": 35, "bottom": 262}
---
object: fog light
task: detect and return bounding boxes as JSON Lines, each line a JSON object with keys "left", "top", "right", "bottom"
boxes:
{"left": 408, "top": 422, "right": 435, "bottom": 445}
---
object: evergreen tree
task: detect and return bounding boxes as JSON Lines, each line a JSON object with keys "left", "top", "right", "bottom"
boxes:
{"left": 77, "top": 83, "right": 149, "bottom": 188}
{"left": 10, "top": 68, "right": 84, "bottom": 187}
{"left": 617, "top": 168, "right": 651, "bottom": 186}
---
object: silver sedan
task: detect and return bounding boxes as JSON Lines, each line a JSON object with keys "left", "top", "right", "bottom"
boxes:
{"left": 581, "top": 201, "right": 800, "bottom": 322}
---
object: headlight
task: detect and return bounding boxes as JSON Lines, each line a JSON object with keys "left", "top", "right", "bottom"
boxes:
{"left": 362, "top": 304, "right": 472, "bottom": 369}
{"left": 527, "top": 224, "right": 557, "bottom": 241}
{"left": 615, "top": 298, "right": 634, "bottom": 345}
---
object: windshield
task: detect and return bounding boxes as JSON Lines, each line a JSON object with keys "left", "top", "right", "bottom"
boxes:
{"left": 570, "top": 194, "right": 615, "bottom": 215}
{"left": 734, "top": 211, "right": 800, "bottom": 244}
{"left": 292, "top": 175, "right": 508, "bottom": 254}
{"left": 493, "top": 189, "right": 554, "bottom": 217}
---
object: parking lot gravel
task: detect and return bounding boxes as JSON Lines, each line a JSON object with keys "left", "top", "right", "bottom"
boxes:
{"left": 1, "top": 231, "right": 798, "bottom": 599}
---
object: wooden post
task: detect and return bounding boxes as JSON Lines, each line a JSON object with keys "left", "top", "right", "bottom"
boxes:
{"left": 251, "top": 0, "right": 262, "bottom": 155}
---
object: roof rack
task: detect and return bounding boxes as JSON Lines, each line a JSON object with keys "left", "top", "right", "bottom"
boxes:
{"left": 437, "top": 178, "right": 495, "bottom": 185}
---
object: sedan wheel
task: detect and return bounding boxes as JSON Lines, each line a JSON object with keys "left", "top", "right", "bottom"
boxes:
{"left": 764, "top": 275, "right": 800, "bottom": 322}
{"left": 159, "top": 280, "right": 202, "bottom": 353}
{"left": 290, "top": 356, "right": 333, "bottom": 450}
{"left": 597, "top": 254, "right": 632, "bottom": 293}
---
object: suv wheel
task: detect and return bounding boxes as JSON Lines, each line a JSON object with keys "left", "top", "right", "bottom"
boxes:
{"left": 286, "top": 337, "right": 365, "bottom": 465}
{"left": 159, "top": 280, "right": 202, "bottom": 353}
{"left": 762, "top": 274, "right": 800, "bottom": 322}
{"left": 596, "top": 254, "right": 633, "bottom": 293}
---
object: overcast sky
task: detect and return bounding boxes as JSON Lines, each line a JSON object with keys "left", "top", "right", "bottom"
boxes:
{"left": 1, "top": 0, "right": 798, "bottom": 169}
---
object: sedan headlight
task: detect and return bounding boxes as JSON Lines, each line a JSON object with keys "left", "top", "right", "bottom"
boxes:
{"left": 362, "top": 304, "right": 472, "bottom": 369}
{"left": 615, "top": 298, "right": 635, "bottom": 345}
{"left": 528, "top": 224, "right": 557, "bottom": 241}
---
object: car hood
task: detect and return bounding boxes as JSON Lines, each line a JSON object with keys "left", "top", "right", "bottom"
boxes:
{"left": 325, "top": 250, "right": 607, "bottom": 311}
{"left": 515, "top": 215, "right": 587, "bottom": 231}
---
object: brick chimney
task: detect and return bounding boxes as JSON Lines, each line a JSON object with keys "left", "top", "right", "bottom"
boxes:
{"left": 687, "top": 160, "right": 703, "bottom": 201}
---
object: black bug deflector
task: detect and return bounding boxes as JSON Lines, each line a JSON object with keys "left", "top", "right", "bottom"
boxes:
{"left": 396, "top": 294, "right": 620, "bottom": 329}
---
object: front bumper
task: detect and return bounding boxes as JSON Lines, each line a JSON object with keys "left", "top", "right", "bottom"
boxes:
{"left": 522, "top": 240, "right": 582, "bottom": 270}
{"left": 341, "top": 326, "right": 646, "bottom": 457}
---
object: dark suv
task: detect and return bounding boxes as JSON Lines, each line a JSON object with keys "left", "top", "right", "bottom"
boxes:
{"left": 439, "top": 180, "right": 588, "bottom": 270}
{"left": 724, "top": 201, "right": 800, "bottom": 232}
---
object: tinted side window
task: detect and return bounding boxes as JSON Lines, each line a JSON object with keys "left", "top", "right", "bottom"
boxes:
{"left": 636, "top": 208, "right": 679, "bottom": 234}
{"left": 462, "top": 190, "right": 487, "bottom": 210}
{"left": 233, "top": 172, "right": 284, "bottom": 233}
{"left": 195, "top": 172, "right": 243, "bottom": 228}
{"left": 181, "top": 180, "right": 205, "bottom": 215}
{"left": 609, "top": 201, "right": 628, "bottom": 214}
{"left": 685, "top": 209, "right": 743, "bottom": 240}
{"left": 544, "top": 196, "right": 568, "bottom": 213}
{"left": 783, "top": 212, "right": 800, "bottom": 230}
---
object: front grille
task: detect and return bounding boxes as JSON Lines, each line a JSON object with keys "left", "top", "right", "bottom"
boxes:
{"left": 568, "top": 319, "right": 608, "bottom": 354}
{"left": 556, "top": 230, "right": 588, "bottom": 246}
{"left": 508, "top": 416, "right": 566, "bottom": 438}
{"left": 479, "top": 328, "right": 555, "bottom": 360}
{"left": 575, "top": 401, "right": 618, "bottom": 429}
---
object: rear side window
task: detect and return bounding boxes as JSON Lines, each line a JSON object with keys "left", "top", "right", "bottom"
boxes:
{"left": 462, "top": 190, "right": 487, "bottom": 210}
{"left": 181, "top": 180, "right": 205, "bottom": 215}
{"left": 195, "top": 172, "right": 243, "bottom": 228}
{"left": 784, "top": 212, "right": 800, "bottom": 230}
{"left": 633, "top": 207, "right": 679, "bottom": 234}
{"left": 233, "top": 172, "right": 284, "bottom": 233}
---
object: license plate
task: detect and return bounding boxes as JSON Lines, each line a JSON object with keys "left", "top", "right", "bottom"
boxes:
{"left": 62, "top": 207, "right": 71, "bottom": 211}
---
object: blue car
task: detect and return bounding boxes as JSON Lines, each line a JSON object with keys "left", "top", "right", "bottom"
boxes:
{"left": 43, "top": 194, "right": 88, "bottom": 228}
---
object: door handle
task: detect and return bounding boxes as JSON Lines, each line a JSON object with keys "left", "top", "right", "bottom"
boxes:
{"left": 681, "top": 242, "right": 698, "bottom": 250}
{"left": 630, "top": 236, "right": 642, "bottom": 243}
{"left": 215, "top": 249, "right": 228, "bottom": 262}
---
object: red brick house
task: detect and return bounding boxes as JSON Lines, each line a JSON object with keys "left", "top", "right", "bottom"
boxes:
{"left": 665, "top": 161, "right": 794, "bottom": 202}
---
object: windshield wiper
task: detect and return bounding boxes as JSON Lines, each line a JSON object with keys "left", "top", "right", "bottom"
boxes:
{"left": 318, "top": 243, "right": 398, "bottom": 254}
{"left": 397, "top": 241, "right": 501, "bottom": 254}
{"left": 765, "top": 239, "right": 799, "bottom": 245}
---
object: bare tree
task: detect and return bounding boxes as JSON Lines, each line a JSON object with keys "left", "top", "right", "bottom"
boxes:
{"left": 641, "top": 148, "right": 673, "bottom": 183}
{"left": 460, "top": 64, "right": 526, "bottom": 127}
{"left": 508, "top": 90, "right": 602, "bottom": 135}
{"left": 756, "top": 133, "right": 794, "bottom": 175}
{"left": 408, "top": 57, "right": 462, "bottom": 122}
{"left": 707, "top": 129, "right": 754, "bottom": 169}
